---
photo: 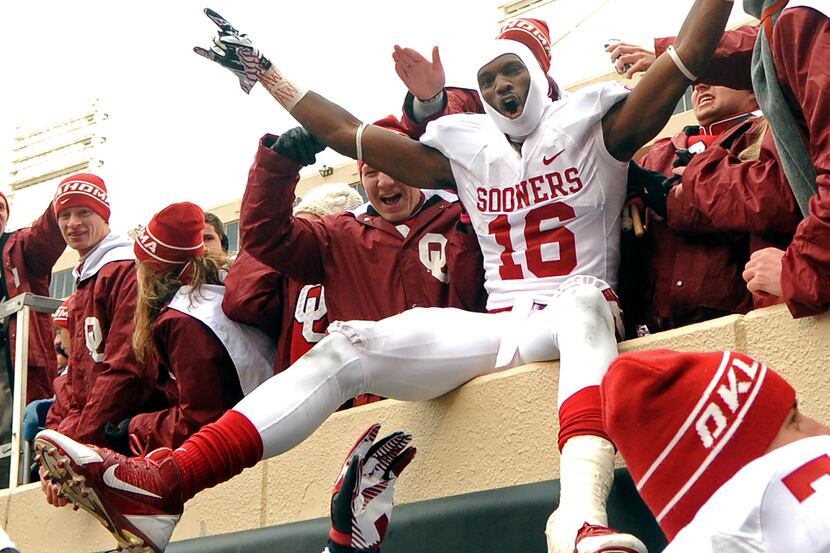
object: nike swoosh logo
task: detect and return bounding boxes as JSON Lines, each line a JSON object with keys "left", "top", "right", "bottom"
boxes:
{"left": 103, "top": 464, "right": 162, "bottom": 499}
{"left": 543, "top": 148, "right": 566, "bottom": 165}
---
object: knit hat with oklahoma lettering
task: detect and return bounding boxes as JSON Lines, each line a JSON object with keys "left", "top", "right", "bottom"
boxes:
{"left": 134, "top": 202, "right": 205, "bottom": 272}
{"left": 53, "top": 173, "right": 111, "bottom": 223}
{"left": 602, "top": 349, "right": 795, "bottom": 539}
{"left": 52, "top": 296, "right": 72, "bottom": 330}
{"left": 497, "top": 17, "right": 561, "bottom": 101}
{"left": 498, "top": 18, "right": 552, "bottom": 73}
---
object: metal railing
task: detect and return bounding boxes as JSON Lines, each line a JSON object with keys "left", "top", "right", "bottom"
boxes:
{"left": 0, "top": 293, "right": 62, "bottom": 489}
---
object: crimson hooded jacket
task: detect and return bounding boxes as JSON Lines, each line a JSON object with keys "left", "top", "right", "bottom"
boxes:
{"left": 223, "top": 137, "right": 487, "bottom": 404}
{"left": 656, "top": 8, "right": 830, "bottom": 317}
{"left": 45, "top": 234, "right": 158, "bottom": 445}
{"left": 2, "top": 202, "right": 65, "bottom": 402}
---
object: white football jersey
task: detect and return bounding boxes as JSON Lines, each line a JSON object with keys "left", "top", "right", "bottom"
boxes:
{"left": 667, "top": 435, "right": 830, "bottom": 553}
{"left": 421, "top": 82, "right": 630, "bottom": 311}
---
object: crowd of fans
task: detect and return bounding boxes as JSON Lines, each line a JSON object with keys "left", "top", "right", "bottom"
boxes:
{"left": 0, "top": 1, "right": 827, "bottom": 552}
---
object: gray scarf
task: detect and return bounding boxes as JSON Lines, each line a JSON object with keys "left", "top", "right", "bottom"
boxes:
{"left": 743, "top": 0, "right": 816, "bottom": 216}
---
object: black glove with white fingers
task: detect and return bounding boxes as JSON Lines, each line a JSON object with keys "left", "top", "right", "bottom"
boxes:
{"left": 271, "top": 127, "right": 326, "bottom": 166}
{"left": 627, "top": 162, "right": 680, "bottom": 219}
{"left": 193, "top": 8, "right": 272, "bottom": 93}
{"left": 327, "top": 423, "right": 416, "bottom": 553}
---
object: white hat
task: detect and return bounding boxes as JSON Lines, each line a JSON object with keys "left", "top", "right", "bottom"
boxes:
{"left": 293, "top": 183, "right": 364, "bottom": 219}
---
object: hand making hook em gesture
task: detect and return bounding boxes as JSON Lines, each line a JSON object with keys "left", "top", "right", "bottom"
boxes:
{"left": 193, "top": 8, "right": 272, "bottom": 93}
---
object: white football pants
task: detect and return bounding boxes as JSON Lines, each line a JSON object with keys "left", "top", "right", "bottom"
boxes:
{"left": 235, "top": 278, "right": 620, "bottom": 459}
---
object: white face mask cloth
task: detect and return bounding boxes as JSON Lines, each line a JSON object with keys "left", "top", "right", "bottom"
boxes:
{"left": 476, "top": 40, "right": 551, "bottom": 141}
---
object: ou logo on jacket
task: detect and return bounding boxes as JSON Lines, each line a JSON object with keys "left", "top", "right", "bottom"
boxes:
{"left": 295, "top": 284, "right": 327, "bottom": 343}
{"left": 84, "top": 316, "right": 105, "bottom": 363}
{"left": 418, "top": 233, "right": 449, "bottom": 283}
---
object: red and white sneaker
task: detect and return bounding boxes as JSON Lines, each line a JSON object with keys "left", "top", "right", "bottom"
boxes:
{"left": 573, "top": 523, "right": 648, "bottom": 553}
{"left": 34, "top": 429, "right": 184, "bottom": 553}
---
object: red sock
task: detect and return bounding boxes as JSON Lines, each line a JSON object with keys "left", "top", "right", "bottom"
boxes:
{"left": 173, "top": 410, "right": 263, "bottom": 501}
{"left": 557, "top": 385, "right": 610, "bottom": 451}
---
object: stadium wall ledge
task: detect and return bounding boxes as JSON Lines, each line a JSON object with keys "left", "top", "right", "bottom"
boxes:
{"left": 2, "top": 304, "right": 828, "bottom": 552}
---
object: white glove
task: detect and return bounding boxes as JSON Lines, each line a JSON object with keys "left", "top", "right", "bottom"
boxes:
{"left": 328, "top": 423, "right": 417, "bottom": 551}
{"left": 193, "top": 8, "right": 271, "bottom": 93}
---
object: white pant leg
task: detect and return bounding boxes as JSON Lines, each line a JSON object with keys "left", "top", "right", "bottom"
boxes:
{"left": 551, "top": 281, "right": 619, "bottom": 409}
{"left": 234, "top": 332, "right": 365, "bottom": 459}
{"left": 331, "top": 307, "right": 513, "bottom": 401}
{"left": 235, "top": 308, "right": 513, "bottom": 459}
{"left": 516, "top": 304, "right": 562, "bottom": 365}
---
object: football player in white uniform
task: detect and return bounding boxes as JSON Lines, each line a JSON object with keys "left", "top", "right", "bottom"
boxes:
{"left": 604, "top": 349, "right": 830, "bottom": 552}
{"left": 35, "top": 2, "right": 737, "bottom": 552}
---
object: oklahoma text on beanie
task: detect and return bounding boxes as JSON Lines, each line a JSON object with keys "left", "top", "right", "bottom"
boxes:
{"left": 134, "top": 202, "right": 205, "bottom": 272}
{"left": 602, "top": 349, "right": 795, "bottom": 538}
{"left": 53, "top": 173, "right": 111, "bottom": 223}
{"left": 52, "top": 297, "right": 72, "bottom": 330}
{"left": 498, "top": 18, "right": 552, "bottom": 73}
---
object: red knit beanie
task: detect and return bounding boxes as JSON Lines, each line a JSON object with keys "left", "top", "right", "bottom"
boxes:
{"left": 134, "top": 202, "right": 205, "bottom": 272}
{"left": 53, "top": 173, "right": 111, "bottom": 223}
{"left": 602, "top": 350, "right": 795, "bottom": 539}
{"left": 497, "top": 18, "right": 552, "bottom": 74}
{"left": 357, "top": 115, "right": 408, "bottom": 176}
{"left": 52, "top": 297, "right": 71, "bottom": 330}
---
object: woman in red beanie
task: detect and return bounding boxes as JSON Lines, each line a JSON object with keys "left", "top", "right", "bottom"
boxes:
{"left": 118, "top": 202, "right": 274, "bottom": 455}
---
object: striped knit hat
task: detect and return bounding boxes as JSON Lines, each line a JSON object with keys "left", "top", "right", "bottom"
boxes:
{"left": 52, "top": 296, "right": 71, "bottom": 330}
{"left": 498, "top": 18, "right": 552, "bottom": 73}
{"left": 602, "top": 349, "right": 795, "bottom": 538}
{"left": 53, "top": 173, "right": 111, "bottom": 223}
{"left": 134, "top": 202, "right": 205, "bottom": 272}
{"left": 497, "top": 17, "right": 561, "bottom": 101}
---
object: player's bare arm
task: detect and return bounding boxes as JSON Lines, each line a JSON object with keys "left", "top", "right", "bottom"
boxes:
{"left": 602, "top": 0, "right": 734, "bottom": 161}
{"left": 195, "top": 9, "right": 455, "bottom": 191}
{"left": 291, "top": 93, "right": 455, "bottom": 191}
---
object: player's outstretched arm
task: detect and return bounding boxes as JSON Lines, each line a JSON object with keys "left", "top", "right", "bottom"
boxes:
{"left": 602, "top": 0, "right": 735, "bottom": 161}
{"left": 195, "top": 9, "right": 455, "bottom": 191}
{"left": 326, "top": 423, "right": 416, "bottom": 553}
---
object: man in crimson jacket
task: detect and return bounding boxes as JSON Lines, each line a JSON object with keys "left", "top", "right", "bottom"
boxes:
{"left": 617, "top": 4, "right": 830, "bottom": 318}
{"left": 223, "top": 117, "right": 487, "bottom": 407}
{"left": 0, "top": 190, "right": 65, "bottom": 404}
{"left": 622, "top": 82, "right": 800, "bottom": 334}
{"left": 0, "top": 189, "right": 65, "bottom": 489}
{"left": 43, "top": 174, "right": 156, "bottom": 447}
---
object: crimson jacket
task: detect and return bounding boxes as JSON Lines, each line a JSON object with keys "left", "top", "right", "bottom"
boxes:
{"left": 2, "top": 202, "right": 65, "bottom": 401}
{"left": 128, "top": 309, "right": 243, "bottom": 454}
{"left": 399, "top": 88, "right": 484, "bottom": 138}
{"left": 657, "top": 9, "right": 830, "bottom": 317}
{"left": 241, "top": 137, "right": 486, "bottom": 318}
{"left": 46, "top": 234, "right": 158, "bottom": 445}
{"left": 624, "top": 135, "right": 752, "bottom": 333}
{"left": 683, "top": 117, "right": 800, "bottom": 307}
{"left": 224, "top": 137, "right": 487, "bottom": 405}
{"left": 224, "top": 253, "right": 326, "bottom": 375}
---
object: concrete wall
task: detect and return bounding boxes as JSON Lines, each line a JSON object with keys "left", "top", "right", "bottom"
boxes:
{"left": 3, "top": 304, "right": 829, "bottom": 552}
